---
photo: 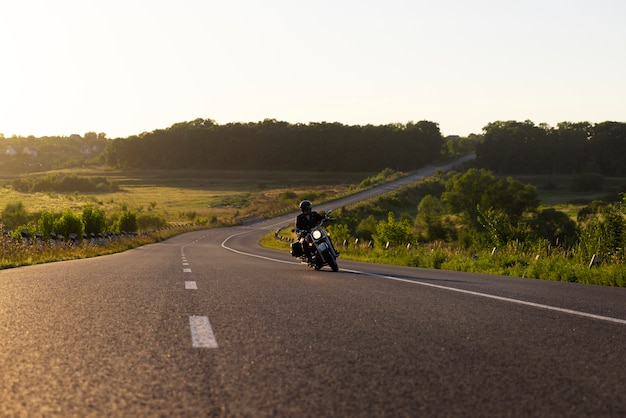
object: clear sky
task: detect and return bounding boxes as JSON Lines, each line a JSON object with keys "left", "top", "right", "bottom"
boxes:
{"left": 1, "top": 0, "right": 624, "bottom": 138}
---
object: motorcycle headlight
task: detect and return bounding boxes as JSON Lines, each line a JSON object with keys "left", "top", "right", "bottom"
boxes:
{"left": 312, "top": 230, "right": 322, "bottom": 240}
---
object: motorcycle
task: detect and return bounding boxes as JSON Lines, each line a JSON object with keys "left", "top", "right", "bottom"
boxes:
{"left": 290, "top": 209, "right": 339, "bottom": 272}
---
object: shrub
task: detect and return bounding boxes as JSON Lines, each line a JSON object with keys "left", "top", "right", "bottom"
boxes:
{"left": 12, "top": 174, "right": 119, "bottom": 193}
{"left": 11, "top": 223, "right": 37, "bottom": 241}
{"left": 116, "top": 211, "right": 138, "bottom": 233}
{"left": 374, "top": 212, "right": 415, "bottom": 248}
{"left": 2, "top": 202, "right": 30, "bottom": 230}
{"left": 355, "top": 215, "right": 378, "bottom": 241}
{"left": 53, "top": 209, "right": 85, "bottom": 240}
{"left": 38, "top": 210, "right": 57, "bottom": 240}
{"left": 416, "top": 195, "right": 447, "bottom": 241}
{"left": 11, "top": 178, "right": 33, "bottom": 192}
{"left": 82, "top": 205, "right": 107, "bottom": 235}
{"left": 528, "top": 208, "right": 578, "bottom": 247}
{"left": 326, "top": 223, "right": 352, "bottom": 246}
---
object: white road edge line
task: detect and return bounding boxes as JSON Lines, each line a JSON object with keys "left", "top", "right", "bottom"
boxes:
{"left": 189, "top": 316, "right": 218, "bottom": 348}
{"left": 356, "top": 270, "right": 626, "bottom": 326}
{"left": 222, "top": 228, "right": 300, "bottom": 265}
{"left": 221, "top": 229, "right": 626, "bottom": 326}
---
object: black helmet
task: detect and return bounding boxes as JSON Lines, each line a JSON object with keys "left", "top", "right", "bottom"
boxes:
{"left": 299, "top": 200, "right": 312, "bottom": 212}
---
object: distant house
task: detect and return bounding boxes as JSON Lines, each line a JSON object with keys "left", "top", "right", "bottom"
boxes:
{"left": 6, "top": 146, "right": 17, "bottom": 156}
{"left": 80, "top": 145, "right": 100, "bottom": 154}
{"left": 23, "top": 147, "right": 38, "bottom": 157}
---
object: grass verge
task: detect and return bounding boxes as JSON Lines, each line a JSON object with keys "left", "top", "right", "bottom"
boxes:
{"left": 261, "top": 227, "right": 625, "bottom": 287}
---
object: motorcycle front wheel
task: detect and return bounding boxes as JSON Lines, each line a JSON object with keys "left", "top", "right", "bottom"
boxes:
{"left": 322, "top": 249, "right": 339, "bottom": 272}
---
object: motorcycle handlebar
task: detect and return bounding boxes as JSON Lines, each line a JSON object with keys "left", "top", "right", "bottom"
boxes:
{"left": 292, "top": 216, "right": 335, "bottom": 235}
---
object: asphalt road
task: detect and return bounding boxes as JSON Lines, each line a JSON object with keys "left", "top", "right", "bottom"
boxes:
{"left": 1, "top": 157, "right": 625, "bottom": 417}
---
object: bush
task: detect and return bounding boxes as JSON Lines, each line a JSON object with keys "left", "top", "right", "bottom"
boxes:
{"left": 528, "top": 208, "right": 578, "bottom": 247}
{"left": 82, "top": 205, "right": 107, "bottom": 235}
{"left": 11, "top": 223, "right": 37, "bottom": 241}
{"left": 53, "top": 209, "right": 85, "bottom": 240}
{"left": 2, "top": 202, "right": 31, "bottom": 230}
{"left": 116, "top": 211, "right": 138, "bottom": 233}
{"left": 355, "top": 215, "right": 378, "bottom": 241}
{"left": 11, "top": 178, "right": 33, "bottom": 192}
{"left": 12, "top": 174, "right": 119, "bottom": 193}
{"left": 38, "top": 210, "right": 57, "bottom": 239}
{"left": 326, "top": 223, "right": 352, "bottom": 246}
{"left": 374, "top": 212, "right": 415, "bottom": 248}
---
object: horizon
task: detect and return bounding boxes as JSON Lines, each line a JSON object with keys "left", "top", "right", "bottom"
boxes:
{"left": 1, "top": 117, "right": 624, "bottom": 140}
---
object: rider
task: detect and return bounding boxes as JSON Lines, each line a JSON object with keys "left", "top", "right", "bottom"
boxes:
{"left": 295, "top": 200, "right": 337, "bottom": 263}
{"left": 296, "top": 200, "right": 324, "bottom": 231}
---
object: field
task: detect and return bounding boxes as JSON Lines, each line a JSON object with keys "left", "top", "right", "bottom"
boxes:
{"left": 516, "top": 174, "right": 626, "bottom": 219}
{"left": 5, "top": 167, "right": 623, "bottom": 225}
{"left": 0, "top": 168, "right": 378, "bottom": 226}
{"left": 0, "top": 168, "right": 382, "bottom": 269}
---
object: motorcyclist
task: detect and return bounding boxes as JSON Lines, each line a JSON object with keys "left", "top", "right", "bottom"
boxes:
{"left": 295, "top": 200, "right": 338, "bottom": 263}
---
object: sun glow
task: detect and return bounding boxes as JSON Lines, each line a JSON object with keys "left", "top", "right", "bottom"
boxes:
{"left": 1, "top": 0, "right": 625, "bottom": 139}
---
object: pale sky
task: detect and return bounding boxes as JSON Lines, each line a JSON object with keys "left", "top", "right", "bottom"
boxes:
{"left": 1, "top": 0, "right": 624, "bottom": 138}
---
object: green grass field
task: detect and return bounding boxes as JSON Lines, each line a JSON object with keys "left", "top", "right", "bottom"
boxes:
{"left": 0, "top": 168, "right": 376, "bottom": 225}
{"left": 0, "top": 167, "right": 380, "bottom": 269}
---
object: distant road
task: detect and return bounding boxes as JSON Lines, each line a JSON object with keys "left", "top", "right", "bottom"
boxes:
{"left": 2, "top": 152, "right": 625, "bottom": 417}
{"left": 325, "top": 152, "right": 477, "bottom": 210}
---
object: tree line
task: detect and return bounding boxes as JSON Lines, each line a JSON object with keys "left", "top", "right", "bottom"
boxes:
{"left": 103, "top": 119, "right": 444, "bottom": 172}
{"left": 5, "top": 119, "right": 625, "bottom": 177}
{"left": 476, "top": 120, "right": 626, "bottom": 176}
{"left": 103, "top": 117, "right": 624, "bottom": 175}
{"left": 0, "top": 132, "right": 108, "bottom": 172}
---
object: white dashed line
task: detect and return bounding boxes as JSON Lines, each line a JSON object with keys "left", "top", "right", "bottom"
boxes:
{"left": 182, "top": 244, "right": 218, "bottom": 348}
{"left": 189, "top": 316, "right": 218, "bottom": 348}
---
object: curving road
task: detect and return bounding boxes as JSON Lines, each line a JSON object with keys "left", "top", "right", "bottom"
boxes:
{"left": 1, "top": 156, "right": 625, "bottom": 417}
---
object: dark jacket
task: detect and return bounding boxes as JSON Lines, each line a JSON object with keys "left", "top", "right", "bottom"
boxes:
{"left": 296, "top": 211, "right": 324, "bottom": 231}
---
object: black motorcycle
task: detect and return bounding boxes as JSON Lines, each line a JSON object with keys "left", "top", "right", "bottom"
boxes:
{"left": 290, "top": 209, "right": 339, "bottom": 272}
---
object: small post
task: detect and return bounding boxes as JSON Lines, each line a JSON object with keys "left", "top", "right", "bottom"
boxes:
{"left": 588, "top": 254, "right": 601, "bottom": 268}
